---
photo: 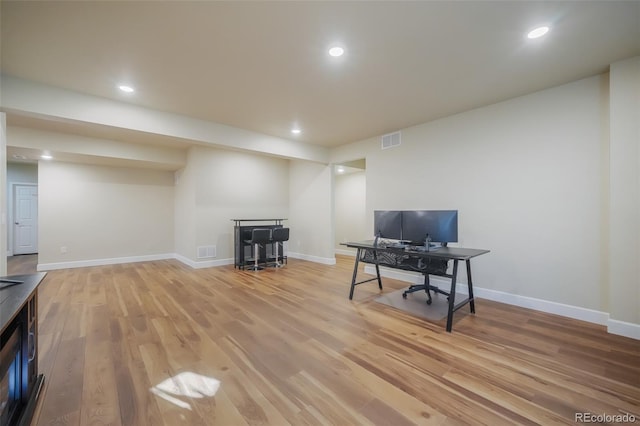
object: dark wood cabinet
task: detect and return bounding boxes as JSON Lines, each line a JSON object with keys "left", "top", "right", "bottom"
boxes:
{"left": 0, "top": 273, "right": 46, "bottom": 426}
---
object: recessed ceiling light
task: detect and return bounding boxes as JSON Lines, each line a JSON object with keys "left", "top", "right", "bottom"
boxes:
{"left": 337, "top": 166, "right": 345, "bottom": 174}
{"left": 527, "top": 26, "right": 550, "bottom": 39}
{"left": 118, "top": 84, "right": 135, "bottom": 93}
{"left": 291, "top": 128, "right": 301, "bottom": 135}
{"left": 328, "top": 46, "right": 344, "bottom": 57}
{"left": 41, "top": 155, "right": 53, "bottom": 160}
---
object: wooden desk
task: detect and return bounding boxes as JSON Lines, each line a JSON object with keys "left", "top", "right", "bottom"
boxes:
{"left": 343, "top": 241, "right": 489, "bottom": 332}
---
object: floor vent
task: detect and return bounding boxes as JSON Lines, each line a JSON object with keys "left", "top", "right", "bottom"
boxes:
{"left": 381, "top": 131, "right": 401, "bottom": 149}
{"left": 197, "top": 245, "right": 216, "bottom": 259}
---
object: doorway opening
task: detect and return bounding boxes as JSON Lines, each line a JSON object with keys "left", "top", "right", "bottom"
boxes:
{"left": 333, "top": 158, "right": 367, "bottom": 256}
{"left": 7, "top": 162, "right": 38, "bottom": 274}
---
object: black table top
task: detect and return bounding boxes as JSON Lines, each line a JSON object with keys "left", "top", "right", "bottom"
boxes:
{"left": 342, "top": 240, "right": 490, "bottom": 260}
{"left": 0, "top": 272, "right": 47, "bottom": 334}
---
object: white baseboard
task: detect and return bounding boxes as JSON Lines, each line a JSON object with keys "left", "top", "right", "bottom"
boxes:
{"left": 173, "top": 254, "right": 234, "bottom": 269}
{"left": 37, "top": 253, "right": 176, "bottom": 271}
{"left": 288, "top": 252, "right": 336, "bottom": 265}
{"left": 335, "top": 248, "right": 356, "bottom": 256}
{"left": 363, "top": 265, "right": 639, "bottom": 340}
{"left": 607, "top": 319, "right": 640, "bottom": 340}
{"left": 36, "top": 251, "right": 335, "bottom": 271}
{"left": 472, "top": 286, "right": 609, "bottom": 325}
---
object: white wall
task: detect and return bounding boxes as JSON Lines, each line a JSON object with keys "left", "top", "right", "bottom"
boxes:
{"left": 7, "top": 162, "right": 37, "bottom": 185}
{"left": 38, "top": 161, "right": 175, "bottom": 267}
{"left": 334, "top": 171, "right": 367, "bottom": 253}
{"left": 174, "top": 145, "right": 289, "bottom": 265}
{"left": 174, "top": 152, "right": 197, "bottom": 263}
{"left": 609, "top": 56, "right": 640, "bottom": 333}
{"left": 289, "top": 160, "right": 335, "bottom": 264}
{"left": 333, "top": 75, "right": 608, "bottom": 314}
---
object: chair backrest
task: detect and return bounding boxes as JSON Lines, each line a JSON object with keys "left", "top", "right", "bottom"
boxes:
{"left": 272, "top": 227, "right": 290, "bottom": 242}
{"left": 251, "top": 228, "right": 272, "bottom": 244}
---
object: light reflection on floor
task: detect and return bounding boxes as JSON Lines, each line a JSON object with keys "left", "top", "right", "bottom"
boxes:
{"left": 150, "top": 372, "right": 221, "bottom": 410}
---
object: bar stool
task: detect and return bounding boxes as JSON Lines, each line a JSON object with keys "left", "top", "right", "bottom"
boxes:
{"left": 245, "top": 228, "right": 272, "bottom": 271}
{"left": 271, "top": 227, "right": 290, "bottom": 268}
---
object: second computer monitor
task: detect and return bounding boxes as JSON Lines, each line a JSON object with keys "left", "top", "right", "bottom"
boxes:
{"left": 402, "top": 210, "right": 458, "bottom": 244}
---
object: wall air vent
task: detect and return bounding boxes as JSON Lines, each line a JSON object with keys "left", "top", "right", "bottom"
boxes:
{"left": 197, "top": 245, "right": 216, "bottom": 259}
{"left": 381, "top": 131, "right": 401, "bottom": 150}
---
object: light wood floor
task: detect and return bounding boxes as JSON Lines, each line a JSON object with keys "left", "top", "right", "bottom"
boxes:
{"left": 7, "top": 253, "right": 39, "bottom": 275}
{"left": 22, "top": 256, "right": 640, "bottom": 425}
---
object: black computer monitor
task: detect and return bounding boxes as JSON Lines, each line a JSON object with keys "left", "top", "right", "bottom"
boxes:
{"left": 373, "top": 210, "right": 402, "bottom": 240}
{"left": 401, "top": 210, "right": 458, "bottom": 244}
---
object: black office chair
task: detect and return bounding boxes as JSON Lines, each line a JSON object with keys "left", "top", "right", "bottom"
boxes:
{"left": 245, "top": 228, "right": 272, "bottom": 271}
{"left": 402, "top": 257, "right": 451, "bottom": 304}
{"left": 271, "top": 227, "right": 289, "bottom": 268}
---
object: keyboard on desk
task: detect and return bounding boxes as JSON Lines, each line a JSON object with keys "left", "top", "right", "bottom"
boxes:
{"left": 387, "top": 243, "right": 407, "bottom": 249}
{"left": 411, "top": 245, "right": 441, "bottom": 252}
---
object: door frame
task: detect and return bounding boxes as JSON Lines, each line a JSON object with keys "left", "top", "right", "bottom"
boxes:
{"left": 8, "top": 182, "right": 38, "bottom": 257}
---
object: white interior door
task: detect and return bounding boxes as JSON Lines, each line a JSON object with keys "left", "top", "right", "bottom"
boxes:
{"left": 13, "top": 184, "right": 38, "bottom": 255}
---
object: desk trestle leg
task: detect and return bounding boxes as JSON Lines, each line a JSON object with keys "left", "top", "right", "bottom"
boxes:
{"left": 466, "top": 259, "right": 476, "bottom": 313}
{"left": 349, "top": 248, "right": 384, "bottom": 300}
{"left": 446, "top": 259, "right": 476, "bottom": 332}
{"left": 446, "top": 260, "right": 459, "bottom": 332}
{"left": 373, "top": 251, "right": 382, "bottom": 290}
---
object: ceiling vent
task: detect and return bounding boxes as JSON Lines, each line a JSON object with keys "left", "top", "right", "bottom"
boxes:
{"left": 381, "top": 131, "right": 401, "bottom": 150}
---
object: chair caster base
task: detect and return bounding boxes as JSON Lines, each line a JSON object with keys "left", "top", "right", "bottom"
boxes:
{"left": 403, "top": 288, "right": 433, "bottom": 304}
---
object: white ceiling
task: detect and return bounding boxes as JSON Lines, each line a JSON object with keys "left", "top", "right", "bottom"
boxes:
{"left": 1, "top": 1, "right": 639, "bottom": 148}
